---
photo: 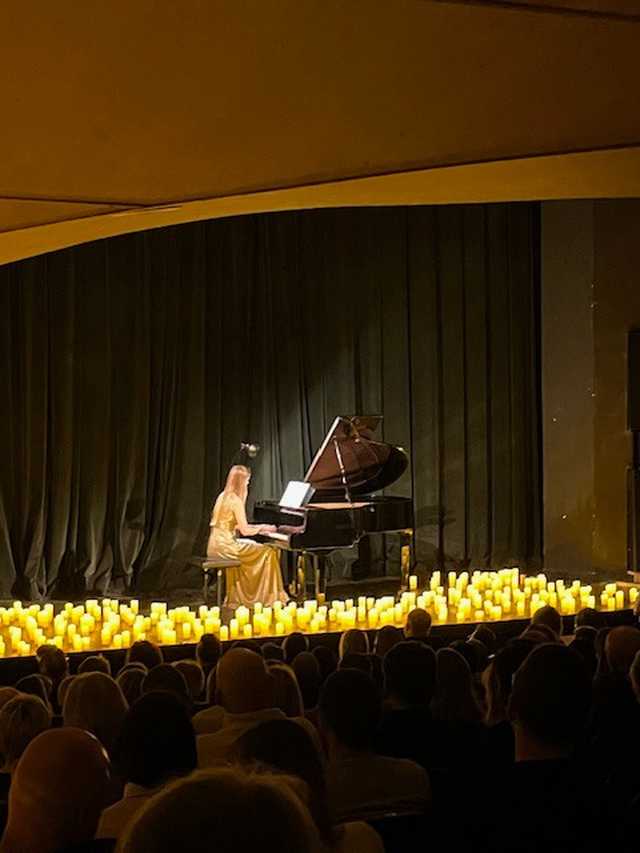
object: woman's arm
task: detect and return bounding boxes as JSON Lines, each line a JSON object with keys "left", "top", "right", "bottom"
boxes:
{"left": 229, "top": 495, "right": 275, "bottom": 537}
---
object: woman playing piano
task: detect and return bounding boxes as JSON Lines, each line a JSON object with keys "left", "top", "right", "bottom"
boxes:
{"left": 207, "top": 465, "right": 288, "bottom": 607}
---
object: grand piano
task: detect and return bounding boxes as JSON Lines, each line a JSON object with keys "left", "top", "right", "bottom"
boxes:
{"left": 253, "top": 415, "right": 413, "bottom": 596}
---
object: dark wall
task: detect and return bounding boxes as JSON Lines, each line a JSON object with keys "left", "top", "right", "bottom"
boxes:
{"left": 541, "top": 198, "right": 640, "bottom": 577}
{"left": 0, "top": 205, "right": 541, "bottom": 597}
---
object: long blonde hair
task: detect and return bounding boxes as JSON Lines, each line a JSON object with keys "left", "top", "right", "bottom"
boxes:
{"left": 212, "top": 465, "right": 251, "bottom": 525}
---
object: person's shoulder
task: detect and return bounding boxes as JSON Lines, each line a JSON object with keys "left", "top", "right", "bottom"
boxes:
{"left": 336, "top": 822, "right": 384, "bottom": 853}
{"left": 192, "top": 704, "right": 225, "bottom": 735}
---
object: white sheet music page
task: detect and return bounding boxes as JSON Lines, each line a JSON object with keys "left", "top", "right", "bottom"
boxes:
{"left": 279, "top": 480, "right": 314, "bottom": 508}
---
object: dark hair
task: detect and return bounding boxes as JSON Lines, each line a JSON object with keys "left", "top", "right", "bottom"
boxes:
{"left": 126, "top": 640, "right": 163, "bottom": 671}
{"left": 338, "top": 653, "right": 372, "bottom": 676}
{"left": 263, "top": 643, "right": 284, "bottom": 663}
{"left": 575, "top": 607, "right": 605, "bottom": 631}
{"left": 319, "top": 669, "right": 381, "bottom": 751}
{"left": 196, "top": 634, "right": 221, "bottom": 671}
{"left": 117, "top": 667, "right": 146, "bottom": 706}
{"left": 142, "top": 664, "right": 189, "bottom": 701}
{"left": 312, "top": 646, "right": 337, "bottom": 685}
{"left": 230, "top": 639, "right": 262, "bottom": 655}
{"left": 449, "top": 640, "right": 479, "bottom": 673}
{"left": 112, "top": 691, "right": 197, "bottom": 787}
{"left": 373, "top": 625, "right": 404, "bottom": 658}
{"left": 384, "top": 641, "right": 436, "bottom": 706}
{"left": 36, "top": 646, "right": 68, "bottom": 684}
{"left": 291, "top": 652, "right": 321, "bottom": 710}
{"left": 531, "top": 605, "right": 562, "bottom": 637}
{"left": 234, "top": 719, "right": 336, "bottom": 845}
{"left": 283, "top": 632, "right": 309, "bottom": 665}
{"left": 469, "top": 625, "right": 497, "bottom": 655}
{"left": 509, "top": 645, "right": 592, "bottom": 748}
{"left": 78, "top": 655, "right": 111, "bottom": 676}
{"left": 15, "top": 675, "right": 51, "bottom": 709}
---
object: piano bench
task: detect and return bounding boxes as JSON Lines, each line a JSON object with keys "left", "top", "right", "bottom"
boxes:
{"left": 190, "top": 556, "right": 241, "bottom": 607}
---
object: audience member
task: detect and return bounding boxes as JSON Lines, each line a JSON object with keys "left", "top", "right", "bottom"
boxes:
{"left": 0, "top": 695, "right": 51, "bottom": 774}
{"left": 14, "top": 675, "right": 51, "bottom": 710}
{"left": 575, "top": 607, "right": 605, "bottom": 631}
{"left": 338, "top": 628, "right": 370, "bottom": 659}
{"left": 292, "top": 652, "right": 322, "bottom": 711}
{"left": 594, "top": 627, "right": 611, "bottom": 677}
{"left": 483, "top": 638, "right": 536, "bottom": 763}
{"left": 269, "top": 664, "right": 304, "bottom": 718}
{"left": 141, "top": 663, "right": 189, "bottom": 702}
{"left": 63, "top": 671, "right": 128, "bottom": 754}
{"left": 126, "top": 640, "right": 162, "bottom": 671}
{"left": 469, "top": 624, "right": 496, "bottom": 655}
{"left": 404, "top": 608, "right": 432, "bottom": 641}
{"left": 0, "top": 728, "right": 110, "bottom": 853}
{"left": 196, "top": 633, "right": 221, "bottom": 677}
{"left": 173, "top": 659, "right": 205, "bottom": 701}
{"left": 449, "top": 639, "right": 481, "bottom": 674}
{"left": 520, "top": 624, "right": 558, "bottom": 644}
{"left": 474, "top": 645, "right": 614, "bottom": 853}
{"left": 631, "top": 649, "right": 640, "bottom": 702}
{"left": 466, "top": 637, "right": 489, "bottom": 673}
{"left": 372, "top": 625, "right": 403, "bottom": 658}
{"left": 97, "top": 692, "right": 197, "bottom": 840}
{"left": 230, "top": 638, "right": 262, "bottom": 655}
{"left": 568, "top": 627, "right": 598, "bottom": 677}
{"left": 116, "top": 667, "right": 145, "bottom": 707}
{"left": 312, "top": 646, "right": 338, "bottom": 684}
{"left": 36, "top": 645, "right": 68, "bottom": 704}
{"left": 78, "top": 654, "right": 111, "bottom": 676}
{"left": 320, "top": 669, "right": 430, "bottom": 821}
{"left": 283, "top": 631, "right": 309, "bottom": 665}
{"left": 117, "top": 767, "right": 316, "bottom": 853}
{"left": 433, "top": 648, "right": 483, "bottom": 723}
{"left": 605, "top": 625, "right": 640, "bottom": 674}
{"left": 263, "top": 641, "right": 284, "bottom": 662}
{"left": 530, "top": 604, "right": 562, "bottom": 638}
{"left": 377, "top": 641, "right": 437, "bottom": 770}
{"left": 235, "top": 719, "right": 383, "bottom": 852}
{"left": 197, "top": 648, "right": 284, "bottom": 765}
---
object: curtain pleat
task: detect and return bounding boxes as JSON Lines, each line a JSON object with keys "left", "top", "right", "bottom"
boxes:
{"left": 0, "top": 204, "right": 542, "bottom": 597}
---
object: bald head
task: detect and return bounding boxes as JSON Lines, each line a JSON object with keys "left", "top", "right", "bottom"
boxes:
{"left": 2, "top": 727, "right": 110, "bottom": 853}
{"left": 216, "top": 649, "right": 274, "bottom": 714}
{"left": 405, "top": 608, "right": 432, "bottom": 640}
{"left": 605, "top": 626, "right": 640, "bottom": 675}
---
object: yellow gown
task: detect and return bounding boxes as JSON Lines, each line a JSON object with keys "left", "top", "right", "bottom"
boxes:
{"left": 207, "top": 493, "right": 287, "bottom": 608}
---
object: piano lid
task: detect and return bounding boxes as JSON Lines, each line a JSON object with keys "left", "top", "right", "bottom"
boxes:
{"left": 303, "top": 416, "right": 408, "bottom": 498}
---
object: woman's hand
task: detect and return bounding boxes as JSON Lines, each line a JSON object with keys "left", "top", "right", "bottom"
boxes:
{"left": 260, "top": 524, "right": 278, "bottom": 534}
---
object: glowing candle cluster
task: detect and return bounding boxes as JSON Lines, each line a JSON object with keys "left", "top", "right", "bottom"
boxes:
{"left": 0, "top": 570, "right": 636, "bottom": 658}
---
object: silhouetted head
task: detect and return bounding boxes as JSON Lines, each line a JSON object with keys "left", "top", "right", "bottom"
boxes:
{"left": 173, "top": 660, "right": 205, "bottom": 701}
{"left": 384, "top": 640, "right": 436, "bottom": 707}
{"left": 292, "top": 652, "right": 321, "bottom": 710}
{"left": 311, "top": 645, "right": 337, "bottom": 684}
{"left": 575, "top": 607, "right": 605, "bottom": 631}
{"left": 196, "top": 634, "right": 222, "bottom": 673}
{"left": 142, "top": 664, "right": 190, "bottom": 703}
{"left": 373, "top": 625, "right": 404, "bottom": 658}
{"left": 405, "top": 608, "right": 432, "bottom": 640}
{"left": 319, "top": 669, "right": 381, "bottom": 753}
{"left": 63, "top": 672, "right": 128, "bottom": 753}
{"left": 126, "top": 640, "right": 163, "bottom": 671}
{"left": 112, "top": 691, "right": 197, "bottom": 788}
{"left": 531, "top": 605, "right": 562, "bottom": 638}
{"left": 268, "top": 664, "right": 304, "bottom": 718}
{"left": 509, "top": 644, "right": 591, "bottom": 754}
{"left": 263, "top": 642, "right": 284, "bottom": 663}
{"left": 14, "top": 675, "right": 51, "bottom": 710}
{"left": 3, "top": 727, "right": 110, "bottom": 853}
{"left": 117, "top": 667, "right": 146, "bottom": 707}
{"left": 283, "top": 632, "right": 309, "bottom": 665}
{"left": 605, "top": 626, "right": 640, "bottom": 675}
{"left": 0, "top": 694, "right": 51, "bottom": 772}
{"left": 118, "top": 767, "right": 315, "bottom": 853}
{"left": 216, "top": 649, "right": 274, "bottom": 714}
{"left": 338, "top": 628, "right": 369, "bottom": 659}
{"left": 78, "top": 655, "right": 111, "bottom": 676}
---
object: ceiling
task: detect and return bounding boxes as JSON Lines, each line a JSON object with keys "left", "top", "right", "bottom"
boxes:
{"left": 1, "top": 0, "right": 638, "bottom": 264}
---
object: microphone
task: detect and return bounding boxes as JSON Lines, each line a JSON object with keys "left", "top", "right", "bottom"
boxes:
{"left": 240, "top": 442, "right": 260, "bottom": 459}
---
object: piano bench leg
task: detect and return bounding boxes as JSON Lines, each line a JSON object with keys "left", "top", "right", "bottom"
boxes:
{"left": 203, "top": 569, "right": 210, "bottom": 603}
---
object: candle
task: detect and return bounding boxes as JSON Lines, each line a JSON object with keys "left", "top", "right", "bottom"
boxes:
{"left": 409, "top": 575, "right": 418, "bottom": 591}
{"left": 219, "top": 625, "right": 229, "bottom": 641}
{"left": 230, "top": 618, "right": 239, "bottom": 639}
{"left": 615, "top": 590, "right": 624, "bottom": 609}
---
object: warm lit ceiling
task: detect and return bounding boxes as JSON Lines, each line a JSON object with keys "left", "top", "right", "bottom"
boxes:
{"left": 1, "top": 0, "right": 638, "bottom": 264}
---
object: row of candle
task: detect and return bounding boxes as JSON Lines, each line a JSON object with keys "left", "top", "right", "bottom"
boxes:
{"left": 0, "top": 570, "right": 636, "bottom": 657}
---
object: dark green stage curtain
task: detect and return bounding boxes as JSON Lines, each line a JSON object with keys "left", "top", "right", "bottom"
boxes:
{"left": 0, "top": 204, "right": 541, "bottom": 598}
